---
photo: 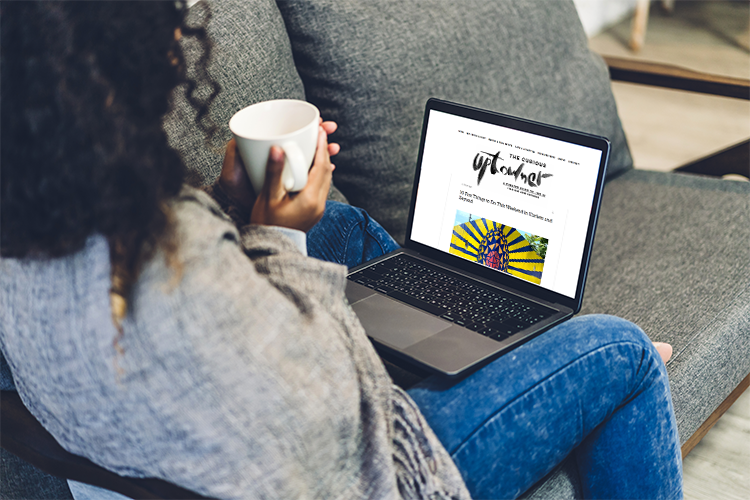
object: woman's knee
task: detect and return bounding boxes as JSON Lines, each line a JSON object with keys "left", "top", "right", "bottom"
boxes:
{"left": 565, "top": 314, "right": 649, "bottom": 346}
{"left": 563, "top": 315, "right": 668, "bottom": 384}
{"left": 325, "top": 200, "right": 365, "bottom": 220}
{"left": 308, "top": 201, "right": 398, "bottom": 266}
{"left": 307, "top": 202, "right": 364, "bottom": 264}
{"left": 542, "top": 314, "right": 661, "bottom": 367}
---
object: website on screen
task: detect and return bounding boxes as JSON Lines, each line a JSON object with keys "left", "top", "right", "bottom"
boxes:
{"left": 410, "top": 110, "right": 602, "bottom": 298}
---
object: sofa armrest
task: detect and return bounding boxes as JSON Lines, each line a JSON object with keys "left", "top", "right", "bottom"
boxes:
{"left": 603, "top": 55, "right": 750, "bottom": 100}
{"left": 672, "top": 139, "right": 749, "bottom": 179}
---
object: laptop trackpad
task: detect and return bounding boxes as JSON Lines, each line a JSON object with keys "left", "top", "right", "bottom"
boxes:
{"left": 351, "top": 294, "right": 451, "bottom": 349}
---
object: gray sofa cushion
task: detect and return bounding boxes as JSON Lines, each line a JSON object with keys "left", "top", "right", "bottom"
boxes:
{"left": 163, "top": 0, "right": 306, "bottom": 185}
{"left": 520, "top": 455, "right": 581, "bottom": 500}
{"left": 580, "top": 169, "right": 750, "bottom": 444}
{"left": 276, "top": 0, "right": 633, "bottom": 243}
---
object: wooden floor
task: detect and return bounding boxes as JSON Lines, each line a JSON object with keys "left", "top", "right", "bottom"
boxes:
{"left": 682, "top": 388, "right": 750, "bottom": 500}
{"left": 590, "top": 3, "right": 749, "bottom": 499}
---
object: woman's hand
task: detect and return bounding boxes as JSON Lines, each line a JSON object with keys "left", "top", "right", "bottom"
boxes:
{"left": 218, "top": 137, "right": 256, "bottom": 216}
{"left": 250, "top": 126, "right": 335, "bottom": 231}
{"left": 219, "top": 120, "right": 339, "bottom": 230}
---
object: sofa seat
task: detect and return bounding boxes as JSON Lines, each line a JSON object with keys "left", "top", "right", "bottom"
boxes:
{"left": 582, "top": 168, "right": 750, "bottom": 443}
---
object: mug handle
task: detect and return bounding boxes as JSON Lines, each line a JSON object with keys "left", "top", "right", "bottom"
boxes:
{"left": 280, "top": 141, "right": 308, "bottom": 192}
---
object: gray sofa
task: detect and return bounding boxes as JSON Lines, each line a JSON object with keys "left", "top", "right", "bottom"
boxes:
{"left": 3, "top": 0, "right": 748, "bottom": 498}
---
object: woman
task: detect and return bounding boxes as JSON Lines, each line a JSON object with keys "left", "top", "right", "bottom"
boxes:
{"left": 1, "top": 2, "right": 682, "bottom": 499}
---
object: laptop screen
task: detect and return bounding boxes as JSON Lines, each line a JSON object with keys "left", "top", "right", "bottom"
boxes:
{"left": 409, "top": 104, "right": 606, "bottom": 300}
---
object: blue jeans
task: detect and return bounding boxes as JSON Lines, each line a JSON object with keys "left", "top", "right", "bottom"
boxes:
{"left": 309, "top": 201, "right": 683, "bottom": 500}
{"left": 408, "top": 316, "right": 683, "bottom": 499}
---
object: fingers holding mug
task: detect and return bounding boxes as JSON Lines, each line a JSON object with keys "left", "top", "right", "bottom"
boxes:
{"left": 303, "top": 126, "right": 335, "bottom": 214}
{"left": 250, "top": 133, "right": 331, "bottom": 232}
{"left": 218, "top": 139, "right": 256, "bottom": 212}
{"left": 229, "top": 99, "right": 320, "bottom": 195}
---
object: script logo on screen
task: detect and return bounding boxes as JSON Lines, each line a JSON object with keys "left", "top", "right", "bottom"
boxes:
{"left": 472, "top": 151, "right": 552, "bottom": 188}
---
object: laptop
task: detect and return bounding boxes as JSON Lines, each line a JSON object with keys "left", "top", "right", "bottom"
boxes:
{"left": 345, "top": 98, "right": 610, "bottom": 376}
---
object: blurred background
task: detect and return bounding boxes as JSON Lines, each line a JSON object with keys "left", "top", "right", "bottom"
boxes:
{"left": 576, "top": 0, "right": 749, "bottom": 177}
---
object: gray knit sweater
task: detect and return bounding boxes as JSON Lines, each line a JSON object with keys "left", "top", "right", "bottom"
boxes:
{"left": 0, "top": 187, "right": 469, "bottom": 499}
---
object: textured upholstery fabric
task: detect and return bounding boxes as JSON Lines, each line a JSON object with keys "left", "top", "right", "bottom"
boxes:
{"left": 276, "top": 0, "right": 633, "bottom": 243}
{"left": 162, "top": 0, "right": 348, "bottom": 203}
{"left": 162, "top": 0, "right": 305, "bottom": 185}
{"left": 520, "top": 455, "right": 581, "bottom": 500}
{"left": 580, "top": 169, "right": 750, "bottom": 443}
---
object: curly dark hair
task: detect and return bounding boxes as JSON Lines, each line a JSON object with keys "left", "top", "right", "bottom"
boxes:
{"left": 1, "top": 1, "right": 220, "bottom": 332}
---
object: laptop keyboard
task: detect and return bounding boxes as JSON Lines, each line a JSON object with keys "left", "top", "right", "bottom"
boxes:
{"left": 348, "top": 254, "right": 555, "bottom": 342}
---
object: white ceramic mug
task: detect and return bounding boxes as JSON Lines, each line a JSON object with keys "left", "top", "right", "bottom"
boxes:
{"left": 229, "top": 99, "right": 320, "bottom": 193}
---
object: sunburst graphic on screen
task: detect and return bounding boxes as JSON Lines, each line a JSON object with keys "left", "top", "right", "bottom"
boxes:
{"left": 477, "top": 227, "right": 510, "bottom": 271}
{"left": 449, "top": 217, "right": 545, "bottom": 284}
